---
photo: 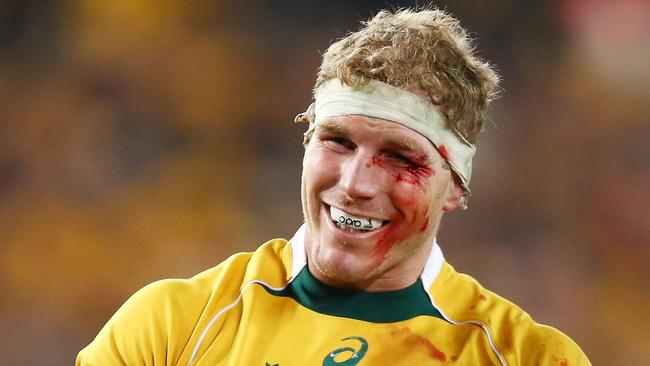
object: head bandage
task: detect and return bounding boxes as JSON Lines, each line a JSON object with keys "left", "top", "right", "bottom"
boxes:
{"left": 295, "top": 78, "right": 476, "bottom": 193}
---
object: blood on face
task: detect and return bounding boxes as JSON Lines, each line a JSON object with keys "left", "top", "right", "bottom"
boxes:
{"left": 436, "top": 144, "right": 451, "bottom": 162}
{"left": 368, "top": 154, "right": 434, "bottom": 187}
{"left": 365, "top": 154, "right": 434, "bottom": 264}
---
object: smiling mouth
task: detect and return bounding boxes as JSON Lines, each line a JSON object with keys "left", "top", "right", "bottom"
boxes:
{"left": 329, "top": 206, "right": 388, "bottom": 232}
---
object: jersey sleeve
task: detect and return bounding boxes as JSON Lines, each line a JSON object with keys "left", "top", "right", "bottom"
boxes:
{"left": 514, "top": 322, "right": 592, "bottom": 366}
{"left": 76, "top": 240, "right": 291, "bottom": 366}
{"left": 75, "top": 262, "right": 230, "bottom": 366}
{"left": 432, "top": 263, "right": 591, "bottom": 366}
{"left": 76, "top": 278, "right": 200, "bottom": 366}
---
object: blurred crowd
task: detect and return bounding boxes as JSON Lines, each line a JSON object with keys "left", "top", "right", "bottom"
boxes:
{"left": 0, "top": 0, "right": 648, "bottom": 364}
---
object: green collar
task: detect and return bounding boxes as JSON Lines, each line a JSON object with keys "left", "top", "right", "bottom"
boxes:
{"left": 264, "top": 267, "right": 444, "bottom": 323}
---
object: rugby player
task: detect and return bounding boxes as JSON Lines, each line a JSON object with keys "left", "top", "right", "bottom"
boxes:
{"left": 77, "top": 7, "right": 591, "bottom": 365}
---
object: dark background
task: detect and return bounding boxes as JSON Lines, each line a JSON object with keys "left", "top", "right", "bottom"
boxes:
{"left": 1, "top": 0, "right": 648, "bottom": 364}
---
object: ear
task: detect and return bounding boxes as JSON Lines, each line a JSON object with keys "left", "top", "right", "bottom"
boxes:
{"left": 442, "top": 180, "right": 465, "bottom": 212}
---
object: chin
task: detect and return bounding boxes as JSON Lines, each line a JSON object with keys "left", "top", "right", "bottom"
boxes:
{"left": 308, "top": 224, "right": 407, "bottom": 285}
{"left": 316, "top": 261, "right": 369, "bottom": 286}
{"left": 311, "top": 244, "right": 377, "bottom": 285}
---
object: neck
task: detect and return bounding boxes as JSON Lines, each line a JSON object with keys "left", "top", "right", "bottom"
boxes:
{"left": 306, "top": 236, "right": 435, "bottom": 292}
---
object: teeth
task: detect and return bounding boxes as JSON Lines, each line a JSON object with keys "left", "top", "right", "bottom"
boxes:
{"left": 330, "top": 206, "right": 383, "bottom": 231}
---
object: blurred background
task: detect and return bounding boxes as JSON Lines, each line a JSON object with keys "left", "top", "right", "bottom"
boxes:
{"left": 0, "top": 0, "right": 648, "bottom": 364}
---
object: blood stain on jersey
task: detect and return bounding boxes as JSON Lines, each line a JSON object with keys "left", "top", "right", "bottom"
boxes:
{"left": 389, "top": 326, "right": 446, "bottom": 361}
{"left": 551, "top": 355, "right": 569, "bottom": 366}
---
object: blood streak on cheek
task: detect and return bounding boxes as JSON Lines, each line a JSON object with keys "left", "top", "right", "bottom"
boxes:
{"left": 366, "top": 154, "right": 431, "bottom": 267}
{"left": 400, "top": 165, "right": 434, "bottom": 186}
{"left": 370, "top": 199, "right": 429, "bottom": 263}
{"left": 370, "top": 218, "right": 401, "bottom": 263}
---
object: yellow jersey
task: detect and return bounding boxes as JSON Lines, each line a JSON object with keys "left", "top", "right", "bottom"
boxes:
{"left": 77, "top": 225, "right": 590, "bottom": 365}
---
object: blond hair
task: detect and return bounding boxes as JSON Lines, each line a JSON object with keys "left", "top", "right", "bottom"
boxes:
{"left": 315, "top": 7, "right": 500, "bottom": 143}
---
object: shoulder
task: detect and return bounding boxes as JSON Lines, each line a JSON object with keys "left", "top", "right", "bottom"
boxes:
{"left": 77, "top": 237, "right": 293, "bottom": 365}
{"left": 118, "top": 237, "right": 292, "bottom": 321}
{"left": 149, "top": 237, "right": 292, "bottom": 296}
{"left": 431, "top": 262, "right": 591, "bottom": 365}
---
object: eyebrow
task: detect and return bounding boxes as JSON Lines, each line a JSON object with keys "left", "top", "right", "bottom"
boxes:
{"left": 315, "top": 120, "right": 348, "bottom": 135}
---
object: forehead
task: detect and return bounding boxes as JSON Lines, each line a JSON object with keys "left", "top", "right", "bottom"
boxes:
{"left": 316, "top": 115, "right": 436, "bottom": 154}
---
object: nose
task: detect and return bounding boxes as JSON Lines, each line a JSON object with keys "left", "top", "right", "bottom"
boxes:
{"left": 339, "top": 152, "right": 383, "bottom": 200}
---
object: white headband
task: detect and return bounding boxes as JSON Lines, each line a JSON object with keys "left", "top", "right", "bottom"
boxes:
{"left": 295, "top": 78, "right": 476, "bottom": 193}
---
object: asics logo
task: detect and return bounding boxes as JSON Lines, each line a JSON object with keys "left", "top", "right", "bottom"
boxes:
{"left": 323, "top": 336, "right": 368, "bottom": 366}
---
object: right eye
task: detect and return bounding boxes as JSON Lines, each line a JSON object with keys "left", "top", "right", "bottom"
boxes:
{"left": 322, "top": 136, "right": 355, "bottom": 151}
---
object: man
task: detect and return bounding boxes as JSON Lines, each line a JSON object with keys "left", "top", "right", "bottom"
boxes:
{"left": 78, "top": 8, "right": 591, "bottom": 365}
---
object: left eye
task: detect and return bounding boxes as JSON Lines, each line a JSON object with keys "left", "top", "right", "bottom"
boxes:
{"left": 388, "top": 153, "right": 417, "bottom": 166}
